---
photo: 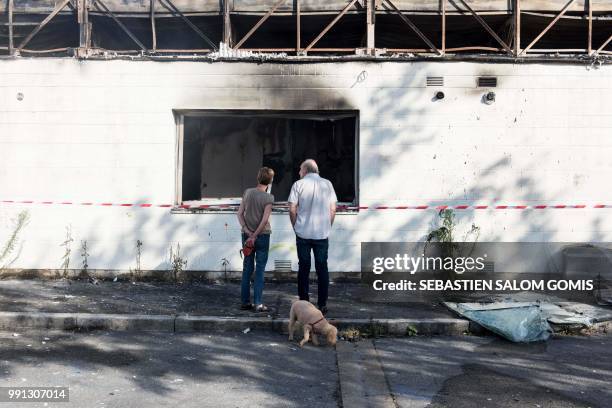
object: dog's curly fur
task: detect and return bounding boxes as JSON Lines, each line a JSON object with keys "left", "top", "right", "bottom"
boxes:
{"left": 288, "top": 300, "right": 337, "bottom": 347}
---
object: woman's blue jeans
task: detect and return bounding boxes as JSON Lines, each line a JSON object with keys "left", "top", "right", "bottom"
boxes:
{"left": 241, "top": 233, "right": 270, "bottom": 306}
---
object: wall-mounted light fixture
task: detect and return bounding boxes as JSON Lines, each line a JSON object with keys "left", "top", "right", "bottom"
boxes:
{"left": 434, "top": 91, "right": 445, "bottom": 101}
{"left": 16, "top": 92, "right": 24, "bottom": 101}
{"left": 483, "top": 91, "right": 495, "bottom": 105}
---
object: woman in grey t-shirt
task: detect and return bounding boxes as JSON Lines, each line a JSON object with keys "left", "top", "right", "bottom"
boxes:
{"left": 237, "top": 167, "right": 275, "bottom": 312}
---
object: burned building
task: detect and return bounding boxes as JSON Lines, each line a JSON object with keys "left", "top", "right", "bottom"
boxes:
{"left": 0, "top": 1, "right": 611, "bottom": 275}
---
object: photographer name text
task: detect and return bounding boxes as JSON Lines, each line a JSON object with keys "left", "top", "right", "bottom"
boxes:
{"left": 372, "top": 279, "right": 594, "bottom": 291}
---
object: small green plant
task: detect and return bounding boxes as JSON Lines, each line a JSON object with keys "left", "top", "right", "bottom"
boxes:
{"left": 406, "top": 324, "right": 418, "bottom": 337}
{"left": 130, "top": 239, "right": 143, "bottom": 281}
{"left": 0, "top": 210, "right": 29, "bottom": 269}
{"left": 80, "top": 240, "right": 89, "bottom": 277}
{"left": 169, "top": 243, "right": 187, "bottom": 282}
{"left": 60, "top": 225, "right": 74, "bottom": 277}
{"left": 426, "top": 209, "right": 480, "bottom": 273}
{"left": 426, "top": 209, "right": 458, "bottom": 258}
{"left": 136, "top": 239, "right": 142, "bottom": 270}
{"left": 220, "top": 257, "right": 230, "bottom": 282}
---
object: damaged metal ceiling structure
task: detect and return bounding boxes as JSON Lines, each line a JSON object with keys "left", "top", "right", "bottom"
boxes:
{"left": 0, "top": 0, "right": 610, "bottom": 60}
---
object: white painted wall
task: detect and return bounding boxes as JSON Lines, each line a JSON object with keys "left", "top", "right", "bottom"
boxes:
{"left": 0, "top": 59, "right": 611, "bottom": 273}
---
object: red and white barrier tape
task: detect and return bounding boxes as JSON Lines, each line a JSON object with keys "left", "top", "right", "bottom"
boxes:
{"left": 1, "top": 200, "right": 611, "bottom": 210}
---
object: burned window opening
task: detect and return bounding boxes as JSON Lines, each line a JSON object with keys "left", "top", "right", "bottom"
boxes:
{"left": 0, "top": 14, "right": 79, "bottom": 52}
{"left": 180, "top": 111, "right": 358, "bottom": 207}
{"left": 89, "top": 15, "right": 222, "bottom": 51}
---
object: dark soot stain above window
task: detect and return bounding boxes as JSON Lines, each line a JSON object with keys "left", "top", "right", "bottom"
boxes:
{"left": 182, "top": 113, "right": 357, "bottom": 203}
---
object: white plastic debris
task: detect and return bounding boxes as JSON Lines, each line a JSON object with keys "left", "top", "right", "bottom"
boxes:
{"left": 12, "top": 333, "right": 20, "bottom": 337}
{"left": 444, "top": 302, "right": 551, "bottom": 342}
{"left": 243, "top": 328, "right": 251, "bottom": 334}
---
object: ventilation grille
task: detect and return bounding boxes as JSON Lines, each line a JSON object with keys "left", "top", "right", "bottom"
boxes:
{"left": 477, "top": 76, "right": 497, "bottom": 87}
{"left": 426, "top": 76, "right": 444, "bottom": 87}
{"left": 274, "top": 259, "right": 292, "bottom": 273}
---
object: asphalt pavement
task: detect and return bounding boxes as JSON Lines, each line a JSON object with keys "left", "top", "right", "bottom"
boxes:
{"left": 0, "top": 330, "right": 339, "bottom": 408}
{"left": 375, "top": 335, "right": 611, "bottom": 408}
{"left": 1, "top": 330, "right": 611, "bottom": 408}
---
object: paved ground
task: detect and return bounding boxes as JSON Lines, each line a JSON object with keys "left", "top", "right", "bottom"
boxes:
{"left": 0, "top": 330, "right": 339, "bottom": 408}
{"left": 1, "top": 279, "right": 610, "bottom": 407}
{"left": 1, "top": 329, "right": 610, "bottom": 408}
{"left": 375, "top": 335, "right": 612, "bottom": 408}
{"left": 0, "top": 279, "right": 452, "bottom": 320}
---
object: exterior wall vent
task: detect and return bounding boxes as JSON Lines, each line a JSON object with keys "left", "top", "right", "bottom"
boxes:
{"left": 426, "top": 76, "right": 444, "bottom": 87}
{"left": 274, "top": 259, "right": 292, "bottom": 272}
{"left": 478, "top": 77, "right": 497, "bottom": 87}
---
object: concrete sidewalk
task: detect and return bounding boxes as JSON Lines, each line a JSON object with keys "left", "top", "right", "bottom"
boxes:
{"left": 0, "top": 279, "right": 470, "bottom": 335}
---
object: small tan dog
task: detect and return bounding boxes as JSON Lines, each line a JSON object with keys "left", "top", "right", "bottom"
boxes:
{"left": 288, "top": 300, "right": 337, "bottom": 347}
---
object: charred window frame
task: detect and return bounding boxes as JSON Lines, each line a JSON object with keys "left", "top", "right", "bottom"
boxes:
{"left": 174, "top": 110, "right": 359, "bottom": 212}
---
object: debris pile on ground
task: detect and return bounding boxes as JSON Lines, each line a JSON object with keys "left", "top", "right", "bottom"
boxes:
{"left": 445, "top": 291, "right": 612, "bottom": 342}
{"left": 444, "top": 302, "right": 552, "bottom": 342}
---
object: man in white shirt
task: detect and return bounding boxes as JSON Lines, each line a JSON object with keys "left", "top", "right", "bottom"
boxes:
{"left": 288, "top": 159, "right": 337, "bottom": 314}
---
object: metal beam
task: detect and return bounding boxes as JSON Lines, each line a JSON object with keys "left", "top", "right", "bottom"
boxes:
{"left": 159, "top": 0, "right": 217, "bottom": 50}
{"left": 4, "top": 0, "right": 612, "bottom": 14}
{"left": 151, "top": 0, "right": 157, "bottom": 51}
{"left": 8, "top": 0, "right": 13, "bottom": 54}
{"left": 78, "top": 0, "right": 90, "bottom": 50}
{"left": 94, "top": 0, "right": 146, "bottom": 50}
{"left": 588, "top": 0, "right": 592, "bottom": 54}
{"left": 296, "top": 0, "right": 301, "bottom": 52}
{"left": 595, "top": 34, "right": 612, "bottom": 55}
{"left": 520, "top": 0, "right": 575, "bottom": 55}
{"left": 514, "top": 0, "right": 521, "bottom": 55}
{"left": 366, "top": 0, "right": 376, "bottom": 55}
{"left": 304, "top": 0, "right": 359, "bottom": 52}
{"left": 383, "top": 0, "right": 442, "bottom": 55}
{"left": 223, "top": 0, "right": 231, "bottom": 46}
{"left": 18, "top": 0, "right": 71, "bottom": 50}
{"left": 234, "top": 0, "right": 285, "bottom": 49}
{"left": 455, "top": 0, "right": 512, "bottom": 53}
{"left": 441, "top": 0, "right": 446, "bottom": 55}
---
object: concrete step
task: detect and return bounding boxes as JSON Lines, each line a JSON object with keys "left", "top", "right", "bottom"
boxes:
{"left": 0, "top": 311, "right": 470, "bottom": 336}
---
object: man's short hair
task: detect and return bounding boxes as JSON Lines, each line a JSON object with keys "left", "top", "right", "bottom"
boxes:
{"left": 257, "top": 167, "right": 275, "bottom": 185}
{"left": 301, "top": 159, "right": 319, "bottom": 174}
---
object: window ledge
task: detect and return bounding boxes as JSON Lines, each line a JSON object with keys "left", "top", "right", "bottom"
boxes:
{"left": 170, "top": 205, "right": 359, "bottom": 214}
